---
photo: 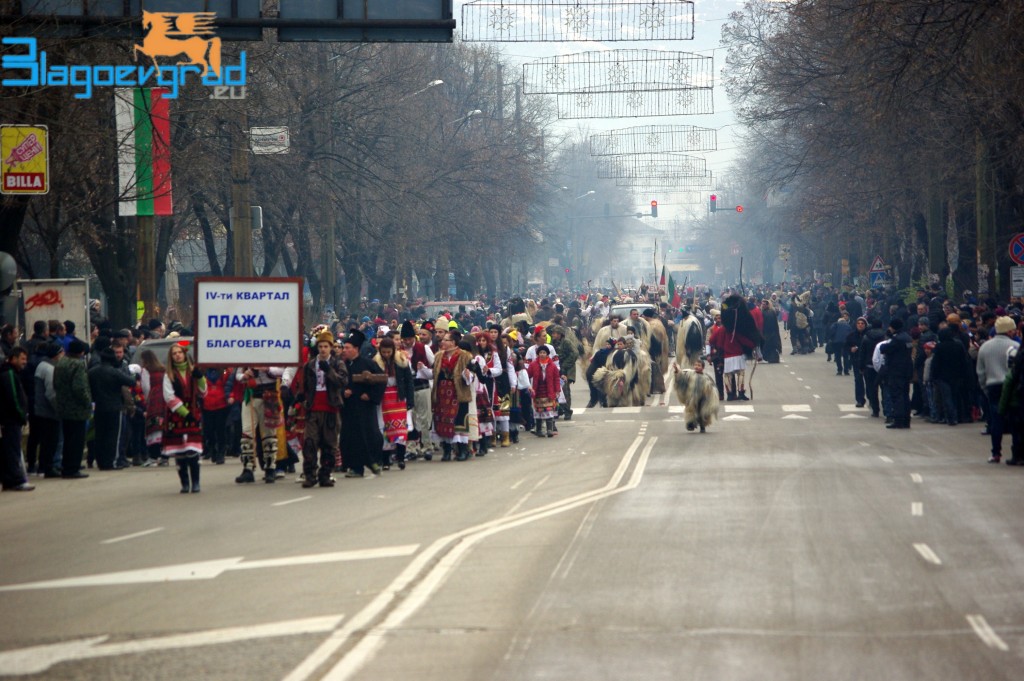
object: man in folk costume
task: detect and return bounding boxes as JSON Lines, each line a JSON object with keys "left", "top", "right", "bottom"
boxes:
{"left": 399, "top": 320, "right": 435, "bottom": 460}
{"left": 340, "top": 330, "right": 387, "bottom": 477}
{"left": 235, "top": 365, "right": 286, "bottom": 484}
{"left": 431, "top": 333, "right": 475, "bottom": 461}
{"left": 710, "top": 293, "right": 762, "bottom": 401}
{"left": 592, "top": 315, "right": 628, "bottom": 352}
{"left": 673, "top": 358, "right": 718, "bottom": 433}
{"left": 675, "top": 306, "right": 706, "bottom": 370}
{"left": 297, "top": 330, "right": 348, "bottom": 488}
{"left": 641, "top": 308, "right": 669, "bottom": 395}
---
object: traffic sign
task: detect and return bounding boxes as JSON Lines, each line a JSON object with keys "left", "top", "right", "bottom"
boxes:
{"left": 1012, "top": 266, "right": 1024, "bottom": 297}
{"left": 869, "top": 255, "right": 886, "bottom": 273}
{"left": 1009, "top": 233, "right": 1024, "bottom": 266}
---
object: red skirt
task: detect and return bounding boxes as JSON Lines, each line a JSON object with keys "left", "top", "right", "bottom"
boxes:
{"left": 382, "top": 385, "right": 408, "bottom": 444}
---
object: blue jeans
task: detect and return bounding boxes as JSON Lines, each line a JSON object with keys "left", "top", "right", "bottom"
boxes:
{"left": 925, "top": 383, "right": 939, "bottom": 422}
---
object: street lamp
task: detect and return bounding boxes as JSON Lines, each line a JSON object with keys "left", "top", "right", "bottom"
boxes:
{"left": 566, "top": 190, "right": 596, "bottom": 290}
{"left": 398, "top": 79, "right": 444, "bottom": 102}
{"left": 447, "top": 109, "right": 483, "bottom": 125}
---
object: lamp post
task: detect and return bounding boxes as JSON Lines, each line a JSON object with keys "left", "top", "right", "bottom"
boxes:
{"left": 567, "top": 190, "right": 595, "bottom": 291}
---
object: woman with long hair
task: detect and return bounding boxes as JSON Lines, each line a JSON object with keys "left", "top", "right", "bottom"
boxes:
{"left": 162, "top": 344, "right": 207, "bottom": 493}
{"left": 374, "top": 337, "right": 414, "bottom": 470}
{"left": 137, "top": 348, "right": 167, "bottom": 467}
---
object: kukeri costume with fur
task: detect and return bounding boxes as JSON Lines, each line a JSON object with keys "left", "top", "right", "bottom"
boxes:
{"left": 673, "top": 366, "right": 718, "bottom": 432}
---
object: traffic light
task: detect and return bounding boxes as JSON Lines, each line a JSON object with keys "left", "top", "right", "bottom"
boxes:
{"left": 565, "top": 268, "right": 570, "bottom": 274}
{"left": 709, "top": 194, "right": 717, "bottom": 212}
{"left": 736, "top": 205, "right": 744, "bottom": 213}
{"left": 650, "top": 200, "right": 658, "bottom": 218}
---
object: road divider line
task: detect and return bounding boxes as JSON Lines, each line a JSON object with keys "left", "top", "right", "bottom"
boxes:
{"left": 912, "top": 502, "right": 923, "bottom": 516}
{"left": 879, "top": 455, "right": 894, "bottom": 463}
{"left": 289, "top": 435, "right": 650, "bottom": 681}
{"left": 100, "top": 527, "right": 164, "bottom": 545}
{"left": 272, "top": 496, "right": 312, "bottom": 507}
{"left": 913, "top": 543, "right": 942, "bottom": 565}
{"left": 510, "top": 477, "right": 527, "bottom": 490}
{"left": 859, "top": 442, "right": 870, "bottom": 447}
{"left": 911, "top": 473, "right": 923, "bottom": 483}
{"left": 966, "top": 614, "right": 1009, "bottom": 651}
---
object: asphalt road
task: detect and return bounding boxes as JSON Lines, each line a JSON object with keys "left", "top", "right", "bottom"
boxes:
{"left": 2, "top": 351, "right": 1023, "bottom": 680}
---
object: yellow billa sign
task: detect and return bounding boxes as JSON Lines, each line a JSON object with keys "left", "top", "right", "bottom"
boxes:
{"left": 1, "top": 125, "right": 49, "bottom": 195}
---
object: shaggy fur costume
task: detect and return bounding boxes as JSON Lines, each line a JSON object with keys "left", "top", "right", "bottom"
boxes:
{"left": 719, "top": 294, "right": 763, "bottom": 358}
{"left": 645, "top": 316, "right": 669, "bottom": 394}
{"left": 675, "top": 313, "right": 706, "bottom": 370}
{"left": 592, "top": 343, "right": 651, "bottom": 407}
{"left": 673, "top": 366, "right": 718, "bottom": 432}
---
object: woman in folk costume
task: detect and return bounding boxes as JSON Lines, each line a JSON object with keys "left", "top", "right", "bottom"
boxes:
{"left": 431, "top": 333, "right": 475, "bottom": 462}
{"left": 162, "top": 343, "right": 207, "bottom": 493}
{"left": 457, "top": 339, "right": 483, "bottom": 454}
{"left": 527, "top": 344, "right": 562, "bottom": 437}
{"left": 492, "top": 333, "right": 518, "bottom": 446}
{"left": 374, "top": 337, "right": 414, "bottom": 470}
{"left": 673, "top": 358, "right": 719, "bottom": 433}
{"left": 138, "top": 348, "right": 168, "bottom": 467}
{"left": 473, "top": 331, "right": 504, "bottom": 455}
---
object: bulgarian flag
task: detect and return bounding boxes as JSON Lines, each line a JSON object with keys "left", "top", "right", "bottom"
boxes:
{"left": 668, "top": 270, "right": 681, "bottom": 307}
{"left": 115, "top": 88, "right": 172, "bottom": 216}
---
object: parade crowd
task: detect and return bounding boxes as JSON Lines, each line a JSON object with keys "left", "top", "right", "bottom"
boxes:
{"left": 3, "top": 279, "right": 1024, "bottom": 493}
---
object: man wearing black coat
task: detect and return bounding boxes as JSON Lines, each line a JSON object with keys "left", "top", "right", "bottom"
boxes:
{"left": 297, "top": 330, "right": 349, "bottom": 487}
{"left": 881, "top": 319, "right": 914, "bottom": 429}
{"left": 859, "top": 319, "right": 888, "bottom": 417}
{"left": 87, "top": 346, "right": 136, "bottom": 469}
{"left": 0, "top": 347, "right": 33, "bottom": 491}
{"left": 339, "top": 330, "right": 385, "bottom": 477}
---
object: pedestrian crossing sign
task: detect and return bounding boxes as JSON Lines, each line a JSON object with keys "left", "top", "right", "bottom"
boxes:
{"left": 869, "top": 255, "right": 886, "bottom": 273}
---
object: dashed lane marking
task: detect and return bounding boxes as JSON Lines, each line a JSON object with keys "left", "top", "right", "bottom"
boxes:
{"left": 966, "top": 615, "right": 1009, "bottom": 651}
{"left": 273, "top": 496, "right": 312, "bottom": 507}
{"left": 912, "top": 502, "right": 923, "bottom": 516}
{"left": 911, "top": 473, "right": 923, "bottom": 483}
{"left": 913, "top": 543, "right": 943, "bottom": 565}
{"left": 841, "top": 414, "right": 867, "bottom": 419}
{"left": 101, "top": 527, "right": 164, "bottom": 545}
{"left": 721, "top": 415, "right": 751, "bottom": 422}
{"left": 612, "top": 407, "right": 642, "bottom": 414}
{"left": 879, "top": 455, "right": 894, "bottom": 463}
{"left": 724, "top": 405, "right": 754, "bottom": 413}
{"left": 781, "top": 414, "right": 808, "bottom": 420}
{"left": 782, "top": 404, "right": 811, "bottom": 412}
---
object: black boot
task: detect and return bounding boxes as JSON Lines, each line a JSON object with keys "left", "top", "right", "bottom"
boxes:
{"left": 441, "top": 442, "right": 452, "bottom": 462}
{"left": 477, "top": 436, "right": 490, "bottom": 456}
{"left": 534, "top": 423, "right": 544, "bottom": 437}
{"left": 737, "top": 390, "right": 749, "bottom": 401}
{"left": 177, "top": 462, "right": 190, "bottom": 494}
{"left": 510, "top": 428, "right": 520, "bottom": 444}
{"left": 726, "top": 391, "right": 737, "bottom": 402}
{"left": 456, "top": 443, "right": 470, "bottom": 461}
{"left": 546, "top": 418, "right": 555, "bottom": 437}
{"left": 188, "top": 458, "right": 201, "bottom": 493}
{"left": 396, "top": 444, "right": 406, "bottom": 470}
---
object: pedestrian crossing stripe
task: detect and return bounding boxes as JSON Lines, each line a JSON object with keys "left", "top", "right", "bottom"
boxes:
{"left": 782, "top": 414, "right": 809, "bottom": 420}
{"left": 724, "top": 405, "right": 754, "bottom": 413}
{"left": 782, "top": 404, "right": 811, "bottom": 412}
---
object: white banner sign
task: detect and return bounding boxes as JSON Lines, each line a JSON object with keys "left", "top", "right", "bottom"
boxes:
{"left": 249, "top": 127, "right": 290, "bottom": 154}
{"left": 1012, "top": 266, "right": 1024, "bottom": 298}
{"left": 194, "top": 278, "right": 303, "bottom": 366}
{"left": 20, "top": 279, "right": 89, "bottom": 343}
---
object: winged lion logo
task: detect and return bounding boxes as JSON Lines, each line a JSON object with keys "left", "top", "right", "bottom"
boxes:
{"left": 132, "top": 11, "right": 222, "bottom": 77}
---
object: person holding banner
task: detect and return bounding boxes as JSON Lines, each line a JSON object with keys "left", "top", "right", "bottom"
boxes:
{"left": 235, "top": 366, "right": 285, "bottom": 484}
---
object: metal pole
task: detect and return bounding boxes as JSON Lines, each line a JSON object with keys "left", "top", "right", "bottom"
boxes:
{"left": 231, "top": 110, "right": 253, "bottom": 277}
{"left": 137, "top": 215, "right": 158, "bottom": 320}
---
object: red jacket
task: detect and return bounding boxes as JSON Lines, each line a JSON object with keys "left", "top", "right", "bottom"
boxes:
{"left": 527, "top": 360, "right": 561, "bottom": 399}
{"left": 709, "top": 324, "right": 756, "bottom": 359}
{"left": 202, "top": 368, "right": 232, "bottom": 411}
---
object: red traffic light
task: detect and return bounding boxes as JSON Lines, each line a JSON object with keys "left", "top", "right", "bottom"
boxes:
{"left": 565, "top": 268, "right": 570, "bottom": 274}
{"left": 736, "top": 205, "right": 744, "bottom": 213}
{"left": 650, "top": 200, "right": 658, "bottom": 207}
{"left": 650, "top": 200, "right": 658, "bottom": 218}
{"left": 710, "top": 194, "right": 717, "bottom": 201}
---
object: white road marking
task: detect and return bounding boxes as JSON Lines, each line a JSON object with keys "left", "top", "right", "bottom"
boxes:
{"left": 812, "top": 394, "right": 821, "bottom": 399}
{"left": 722, "top": 414, "right": 751, "bottom": 421}
{"left": 724, "top": 405, "right": 754, "bottom": 413}
{"left": 796, "top": 377, "right": 804, "bottom": 382}
{"left": 573, "top": 408, "right": 587, "bottom": 415}
{"left": 612, "top": 406, "right": 642, "bottom": 414}
{"left": 841, "top": 414, "right": 867, "bottom": 419}
{"left": 668, "top": 406, "right": 684, "bottom": 413}
{"left": 966, "top": 614, "right": 1009, "bottom": 651}
{"left": 782, "top": 404, "right": 811, "bottom": 412}
{"left": 859, "top": 442, "right": 871, "bottom": 447}
{"left": 0, "top": 615, "right": 345, "bottom": 676}
{"left": 838, "top": 404, "right": 860, "bottom": 412}
{"left": 0, "top": 546, "right": 420, "bottom": 591}
{"left": 789, "top": 371, "right": 795, "bottom": 375}
{"left": 804, "top": 385, "right": 811, "bottom": 389}
{"left": 781, "top": 414, "right": 808, "bottom": 420}
{"left": 879, "top": 455, "right": 894, "bottom": 463}
{"left": 913, "top": 543, "right": 943, "bottom": 565}
{"left": 272, "top": 496, "right": 312, "bottom": 507}
{"left": 286, "top": 436, "right": 652, "bottom": 681}
{"left": 100, "top": 527, "right": 164, "bottom": 545}
{"left": 911, "top": 473, "right": 923, "bottom": 483}
{"left": 510, "top": 477, "right": 527, "bottom": 490}
{"left": 912, "top": 502, "right": 923, "bottom": 516}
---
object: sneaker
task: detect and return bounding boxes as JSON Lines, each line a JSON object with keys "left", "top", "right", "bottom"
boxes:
{"left": 988, "top": 456, "right": 1001, "bottom": 464}
{"left": 344, "top": 471, "right": 364, "bottom": 478}
{"left": 235, "top": 469, "right": 255, "bottom": 484}
{"left": 3, "top": 483, "right": 35, "bottom": 492}
{"left": 369, "top": 463, "right": 382, "bottom": 476}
